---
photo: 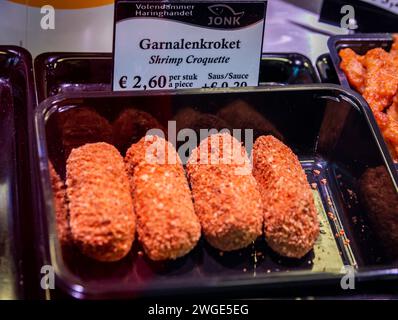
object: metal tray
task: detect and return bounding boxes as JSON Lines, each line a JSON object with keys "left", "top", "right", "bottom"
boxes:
{"left": 32, "top": 85, "right": 398, "bottom": 299}
{"left": 34, "top": 52, "right": 320, "bottom": 102}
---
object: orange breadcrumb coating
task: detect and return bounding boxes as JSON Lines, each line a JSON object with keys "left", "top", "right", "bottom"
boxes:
{"left": 252, "top": 135, "right": 319, "bottom": 259}
{"left": 125, "top": 135, "right": 201, "bottom": 261}
{"left": 49, "top": 161, "right": 71, "bottom": 246}
{"left": 186, "top": 133, "right": 263, "bottom": 251}
{"left": 66, "top": 143, "right": 135, "bottom": 262}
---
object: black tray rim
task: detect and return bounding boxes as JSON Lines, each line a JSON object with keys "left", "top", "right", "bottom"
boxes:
{"left": 315, "top": 53, "right": 334, "bottom": 84}
{"left": 0, "top": 45, "right": 37, "bottom": 109}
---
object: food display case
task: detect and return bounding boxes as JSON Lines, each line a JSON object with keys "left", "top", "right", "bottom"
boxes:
{"left": 1, "top": 0, "right": 398, "bottom": 303}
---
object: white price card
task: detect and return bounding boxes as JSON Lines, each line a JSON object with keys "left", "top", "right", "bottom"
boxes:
{"left": 112, "top": 1, "right": 267, "bottom": 91}
{"left": 361, "top": 0, "right": 398, "bottom": 15}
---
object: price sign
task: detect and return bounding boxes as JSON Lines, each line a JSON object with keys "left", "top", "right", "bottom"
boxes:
{"left": 361, "top": 0, "right": 398, "bottom": 14}
{"left": 113, "top": 1, "right": 267, "bottom": 91}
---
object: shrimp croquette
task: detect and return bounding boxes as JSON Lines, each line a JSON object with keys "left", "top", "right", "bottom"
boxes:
{"left": 359, "top": 166, "right": 398, "bottom": 257}
{"left": 186, "top": 132, "right": 263, "bottom": 251}
{"left": 49, "top": 161, "right": 71, "bottom": 246}
{"left": 125, "top": 135, "right": 201, "bottom": 261}
{"left": 253, "top": 135, "right": 319, "bottom": 258}
{"left": 66, "top": 142, "right": 135, "bottom": 262}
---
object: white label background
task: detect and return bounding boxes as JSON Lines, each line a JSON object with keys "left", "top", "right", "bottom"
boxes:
{"left": 113, "top": 18, "right": 264, "bottom": 91}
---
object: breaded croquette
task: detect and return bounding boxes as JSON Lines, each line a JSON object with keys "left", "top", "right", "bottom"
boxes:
{"left": 186, "top": 132, "right": 263, "bottom": 251}
{"left": 125, "top": 135, "right": 201, "bottom": 261}
{"left": 253, "top": 135, "right": 319, "bottom": 258}
{"left": 49, "top": 161, "right": 71, "bottom": 246}
{"left": 66, "top": 142, "right": 135, "bottom": 262}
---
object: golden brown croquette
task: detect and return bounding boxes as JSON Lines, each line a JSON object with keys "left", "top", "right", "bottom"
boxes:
{"left": 125, "top": 135, "right": 201, "bottom": 261}
{"left": 252, "top": 135, "right": 319, "bottom": 258}
{"left": 186, "top": 132, "right": 263, "bottom": 251}
{"left": 66, "top": 142, "right": 135, "bottom": 262}
{"left": 49, "top": 161, "right": 71, "bottom": 246}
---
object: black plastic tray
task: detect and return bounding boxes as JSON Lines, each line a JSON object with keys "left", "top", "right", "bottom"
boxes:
{"left": 34, "top": 52, "right": 320, "bottom": 102}
{"left": 0, "top": 46, "right": 36, "bottom": 299}
{"left": 32, "top": 85, "right": 398, "bottom": 299}
{"left": 0, "top": 79, "right": 20, "bottom": 300}
{"left": 316, "top": 53, "right": 339, "bottom": 84}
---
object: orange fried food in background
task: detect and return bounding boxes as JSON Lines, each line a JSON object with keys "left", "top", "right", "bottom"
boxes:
{"left": 339, "top": 35, "right": 398, "bottom": 161}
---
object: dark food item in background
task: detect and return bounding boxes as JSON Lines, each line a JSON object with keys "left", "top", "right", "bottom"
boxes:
{"left": 253, "top": 135, "right": 319, "bottom": 259}
{"left": 125, "top": 135, "right": 200, "bottom": 261}
{"left": 186, "top": 133, "right": 263, "bottom": 252}
{"left": 217, "top": 99, "right": 284, "bottom": 141}
{"left": 60, "top": 107, "right": 113, "bottom": 158}
{"left": 175, "top": 107, "right": 230, "bottom": 140}
{"left": 113, "top": 108, "right": 165, "bottom": 155}
{"left": 359, "top": 166, "right": 398, "bottom": 257}
{"left": 49, "top": 162, "right": 71, "bottom": 246}
{"left": 66, "top": 143, "right": 135, "bottom": 262}
{"left": 339, "top": 35, "right": 398, "bottom": 161}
